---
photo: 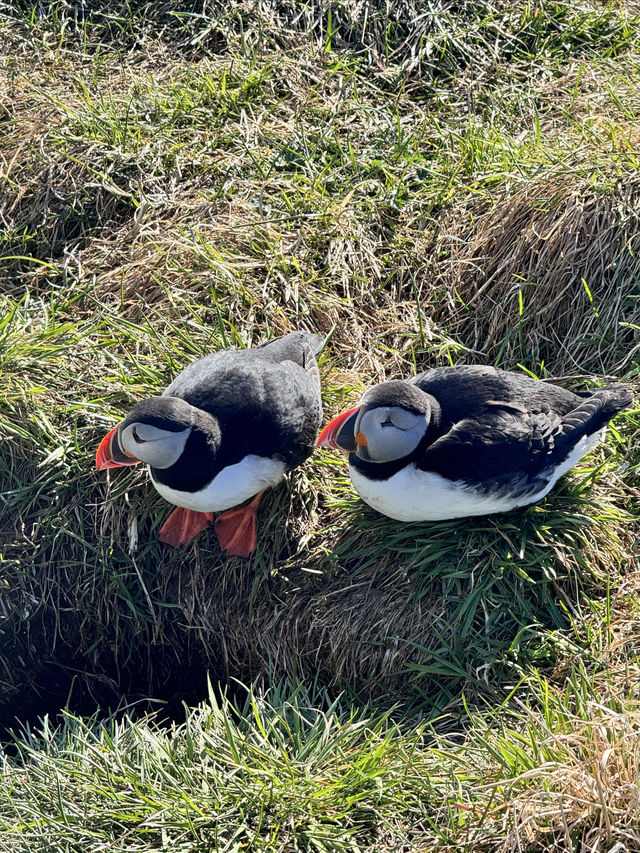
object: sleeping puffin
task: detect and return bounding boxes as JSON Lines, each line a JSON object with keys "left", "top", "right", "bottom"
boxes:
{"left": 318, "top": 365, "right": 632, "bottom": 522}
{"left": 96, "top": 331, "right": 323, "bottom": 557}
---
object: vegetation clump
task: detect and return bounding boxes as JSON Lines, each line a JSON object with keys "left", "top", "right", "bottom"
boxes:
{"left": 0, "top": 0, "right": 639, "bottom": 849}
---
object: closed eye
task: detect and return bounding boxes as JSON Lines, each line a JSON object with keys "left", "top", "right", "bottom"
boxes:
{"left": 386, "top": 417, "right": 410, "bottom": 430}
{"left": 132, "top": 427, "right": 145, "bottom": 444}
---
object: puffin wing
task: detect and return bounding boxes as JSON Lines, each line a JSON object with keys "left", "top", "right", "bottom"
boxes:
{"left": 417, "top": 402, "right": 565, "bottom": 485}
{"left": 412, "top": 365, "right": 582, "bottom": 420}
{"left": 252, "top": 330, "right": 325, "bottom": 366}
{"left": 418, "top": 385, "right": 630, "bottom": 487}
{"left": 163, "top": 334, "right": 323, "bottom": 471}
{"left": 163, "top": 331, "right": 323, "bottom": 402}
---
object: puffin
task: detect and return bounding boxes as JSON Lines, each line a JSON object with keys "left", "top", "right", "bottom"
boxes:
{"left": 96, "top": 331, "right": 323, "bottom": 557}
{"left": 318, "top": 365, "right": 632, "bottom": 522}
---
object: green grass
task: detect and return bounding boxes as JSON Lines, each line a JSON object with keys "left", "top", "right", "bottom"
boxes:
{"left": 2, "top": 684, "right": 435, "bottom": 852}
{"left": 1, "top": 0, "right": 640, "bottom": 850}
{"left": 1, "top": 671, "right": 640, "bottom": 851}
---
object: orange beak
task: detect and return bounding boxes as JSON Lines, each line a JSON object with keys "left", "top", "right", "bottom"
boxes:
{"left": 96, "top": 426, "right": 141, "bottom": 470}
{"left": 317, "top": 406, "right": 360, "bottom": 451}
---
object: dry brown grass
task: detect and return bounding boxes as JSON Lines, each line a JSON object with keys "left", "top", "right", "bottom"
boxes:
{"left": 0, "top": 0, "right": 638, "bottom": 722}
{"left": 428, "top": 176, "right": 640, "bottom": 375}
{"left": 465, "top": 575, "right": 640, "bottom": 852}
{"left": 0, "top": 3, "right": 640, "bottom": 852}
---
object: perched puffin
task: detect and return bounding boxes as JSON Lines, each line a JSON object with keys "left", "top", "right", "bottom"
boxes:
{"left": 96, "top": 331, "right": 323, "bottom": 557}
{"left": 318, "top": 365, "right": 632, "bottom": 522}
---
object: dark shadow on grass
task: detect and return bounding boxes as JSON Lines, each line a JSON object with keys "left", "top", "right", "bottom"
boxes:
{"left": 0, "top": 462, "right": 630, "bottom": 736}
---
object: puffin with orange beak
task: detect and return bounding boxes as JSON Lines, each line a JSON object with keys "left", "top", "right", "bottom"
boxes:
{"left": 318, "top": 365, "right": 632, "bottom": 522}
{"left": 97, "top": 331, "right": 323, "bottom": 557}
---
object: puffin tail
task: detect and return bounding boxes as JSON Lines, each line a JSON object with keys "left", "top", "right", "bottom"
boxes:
{"left": 556, "top": 383, "right": 633, "bottom": 453}
{"left": 593, "top": 384, "right": 634, "bottom": 419}
{"left": 302, "top": 331, "right": 326, "bottom": 357}
{"left": 254, "top": 330, "right": 326, "bottom": 366}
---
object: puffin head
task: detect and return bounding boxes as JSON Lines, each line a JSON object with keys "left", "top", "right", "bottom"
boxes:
{"left": 96, "top": 397, "right": 219, "bottom": 471}
{"left": 318, "top": 380, "right": 439, "bottom": 463}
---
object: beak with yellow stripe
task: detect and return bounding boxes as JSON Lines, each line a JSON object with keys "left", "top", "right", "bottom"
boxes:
{"left": 96, "top": 425, "right": 142, "bottom": 470}
{"left": 317, "top": 406, "right": 360, "bottom": 451}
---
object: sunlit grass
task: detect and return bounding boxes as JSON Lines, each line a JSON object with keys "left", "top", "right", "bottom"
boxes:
{"left": 0, "top": 0, "right": 639, "bottom": 850}
{"left": 2, "top": 668, "right": 640, "bottom": 851}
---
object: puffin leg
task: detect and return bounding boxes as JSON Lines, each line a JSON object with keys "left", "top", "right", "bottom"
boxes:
{"left": 159, "top": 507, "right": 216, "bottom": 548}
{"left": 214, "top": 491, "right": 264, "bottom": 558}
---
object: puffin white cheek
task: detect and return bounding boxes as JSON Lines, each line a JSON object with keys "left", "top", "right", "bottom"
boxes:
{"left": 120, "top": 425, "right": 192, "bottom": 469}
{"left": 366, "top": 425, "right": 423, "bottom": 463}
{"left": 119, "top": 428, "right": 140, "bottom": 459}
{"left": 141, "top": 435, "right": 190, "bottom": 469}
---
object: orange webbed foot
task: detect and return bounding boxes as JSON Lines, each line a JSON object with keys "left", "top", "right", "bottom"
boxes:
{"left": 214, "top": 491, "right": 264, "bottom": 558}
{"left": 159, "top": 507, "right": 216, "bottom": 548}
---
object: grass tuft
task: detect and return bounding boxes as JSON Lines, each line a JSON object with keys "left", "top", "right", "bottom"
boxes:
{"left": 0, "top": 1, "right": 640, "bottom": 849}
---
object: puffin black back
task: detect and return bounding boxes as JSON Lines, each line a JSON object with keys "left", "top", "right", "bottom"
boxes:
{"left": 320, "top": 365, "right": 632, "bottom": 522}
{"left": 96, "top": 330, "right": 324, "bottom": 556}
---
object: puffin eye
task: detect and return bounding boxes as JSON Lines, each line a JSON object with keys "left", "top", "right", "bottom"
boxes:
{"left": 132, "top": 427, "right": 145, "bottom": 444}
{"left": 388, "top": 409, "right": 417, "bottom": 430}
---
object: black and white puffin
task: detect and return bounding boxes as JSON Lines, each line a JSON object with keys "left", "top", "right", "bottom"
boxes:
{"left": 318, "top": 365, "right": 632, "bottom": 522}
{"left": 96, "top": 331, "right": 323, "bottom": 557}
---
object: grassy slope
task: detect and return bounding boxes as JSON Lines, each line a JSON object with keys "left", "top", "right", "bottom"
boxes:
{"left": 1, "top": 0, "right": 640, "bottom": 850}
